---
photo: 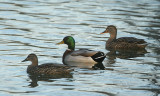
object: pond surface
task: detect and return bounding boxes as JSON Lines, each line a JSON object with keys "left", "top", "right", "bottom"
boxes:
{"left": 0, "top": 0, "right": 160, "bottom": 96}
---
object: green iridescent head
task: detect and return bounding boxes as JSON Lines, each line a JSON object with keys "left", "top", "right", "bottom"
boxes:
{"left": 57, "top": 36, "right": 75, "bottom": 50}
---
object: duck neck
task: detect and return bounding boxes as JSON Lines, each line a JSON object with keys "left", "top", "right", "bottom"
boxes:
{"left": 63, "top": 49, "right": 72, "bottom": 64}
{"left": 31, "top": 59, "right": 38, "bottom": 66}
{"left": 107, "top": 32, "right": 117, "bottom": 44}
{"left": 68, "top": 42, "right": 75, "bottom": 50}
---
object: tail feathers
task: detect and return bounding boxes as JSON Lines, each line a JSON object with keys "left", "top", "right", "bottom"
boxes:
{"left": 91, "top": 52, "right": 106, "bottom": 63}
{"left": 137, "top": 44, "right": 147, "bottom": 49}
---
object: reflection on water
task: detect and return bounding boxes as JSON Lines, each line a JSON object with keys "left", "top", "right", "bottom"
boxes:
{"left": 92, "top": 63, "right": 105, "bottom": 70}
{"left": 0, "top": 0, "right": 160, "bottom": 96}
{"left": 106, "top": 49, "right": 148, "bottom": 64}
{"left": 28, "top": 73, "right": 73, "bottom": 87}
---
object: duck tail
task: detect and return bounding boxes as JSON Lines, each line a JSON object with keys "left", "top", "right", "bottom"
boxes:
{"left": 137, "top": 44, "right": 147, "bottom": 49}
{"left": 91, "top": 51, "right": 106, "bottom": 63}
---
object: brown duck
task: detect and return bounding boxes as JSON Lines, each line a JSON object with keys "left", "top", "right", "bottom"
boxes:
{"left": 101, "top": 25, "right": 147, "bottom": 50}
{"left": 22, "top": 53, "right": 73, "bottom": 75}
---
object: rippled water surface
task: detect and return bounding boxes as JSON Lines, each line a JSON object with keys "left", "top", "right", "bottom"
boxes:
{"left": 0, "top": 0, "right": 160, "bottom": 96}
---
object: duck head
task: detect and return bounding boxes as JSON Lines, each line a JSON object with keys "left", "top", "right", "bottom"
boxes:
{"left": 22, "top": 53, "right": 38, "bottom": 66}
{"left": 101, "top": 25, "right": 117, "bottom": 39}
{"left": 57, "top": 36, "right": 75, "bottom": 50}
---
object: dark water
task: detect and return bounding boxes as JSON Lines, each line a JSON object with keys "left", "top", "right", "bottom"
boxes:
{"left": 0, "top": 0, "right": 160, "bottom": 96}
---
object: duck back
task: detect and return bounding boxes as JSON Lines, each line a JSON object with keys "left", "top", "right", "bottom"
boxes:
{"left": 106, "top": 37, "right": 147, "bottom": 50}
{"left": 116, "top": 37, "right": 146, "bottom": 44}
{"left": 27, "top": 64, "right": 72, "bottom": 75}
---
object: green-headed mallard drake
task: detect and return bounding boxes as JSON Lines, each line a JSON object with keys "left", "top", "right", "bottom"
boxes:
{"left": 22, "top": 53, "right": 73, "bottom": 75}
{"left": 57, "top": 36, "right": 106, "bottom": 64}
{"left": 101, "top": 25, "right": 147, "bottom": 50}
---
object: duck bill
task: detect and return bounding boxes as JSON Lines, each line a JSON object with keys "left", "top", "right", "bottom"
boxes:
{"left": 100, "top": 30, "right": 108, "bottom": 34}
{"left": 22, "top": 58, "right": 28, "bottom": 62}
{"left": 57, "top": 40, "right": 64, "bottom": 44}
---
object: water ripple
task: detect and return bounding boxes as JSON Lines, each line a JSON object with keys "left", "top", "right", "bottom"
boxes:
{"left": 0, "top": 0, "right": 160, "bottom": 96}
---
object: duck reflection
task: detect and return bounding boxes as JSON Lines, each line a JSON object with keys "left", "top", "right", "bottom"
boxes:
{"left": 106, "top": 49, "right": 147, "bottom": 64}
{"left": 28, "top": 73, "right": 73, "bottom": 87}
{"left": 92, "top": 63, "right": 105, "bottom": 70}
{"left": 64, "top": 61, "right": 105, "bottom": 70}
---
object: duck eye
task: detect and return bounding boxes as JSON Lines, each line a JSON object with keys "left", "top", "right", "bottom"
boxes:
{"left": 28, "top": 56, "right": 33, "bottom": 59}
{"left": 30, "top": 57, "right": 34, "bottom": 60}
{"left": 108, "top": 27, "right": 111, "bottom": 30}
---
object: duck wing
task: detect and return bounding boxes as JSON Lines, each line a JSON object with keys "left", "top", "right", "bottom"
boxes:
{"left": 38, "top": 64, "right": 72, "bottom": 71}
{"left": 39, "top": 63, "right": 70, "bottom": 68}
{"left": 116, "top": 37, "right": 146, "bottom": 44}
{"left": 70, "top": 49, "right": 98, "bottom": 57}
{"left": 68, "top": 49, "right": 106, "bottom": 63}
{"left": 106, "top": 37, "right": 147, "bottom": 50}
{"left": 27, "top": 64, "right": 72, "bottom": 75}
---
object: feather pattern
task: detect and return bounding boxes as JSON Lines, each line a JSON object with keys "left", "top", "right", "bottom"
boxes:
{"left": 27, "top": 63, "right": 72, "bottom": 75}
{"left": 63, "top": 49, "right": 105, "bottom": 64}
{"left": 115, "top": 37, "right": 146, "bottom": 44}
{"left": 107, "top": 37, "right": 147, "bottom": 50}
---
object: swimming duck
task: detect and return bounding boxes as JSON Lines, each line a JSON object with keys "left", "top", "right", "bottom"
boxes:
{"left": 57, "top": 36, "right": 106, "bottom": 65}
{"left": 101, "top": 25, "right": 147, "bottom": 50}
{"left": 22, "top": 53, "right": 73, "bottom": 75}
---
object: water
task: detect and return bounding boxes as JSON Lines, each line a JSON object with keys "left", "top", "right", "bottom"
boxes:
{"left": 0, "top": 0, "right": 160, "bottom": 96}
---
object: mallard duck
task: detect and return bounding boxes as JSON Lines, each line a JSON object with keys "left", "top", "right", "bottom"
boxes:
{"left": 101, "top": 25, "right": 147, "bottom": 50}
{"left": 22, "top": 53, "right": 73, "bottom": 75}
{"left": 57, "top": 36, "right": 106, "bottom": 65}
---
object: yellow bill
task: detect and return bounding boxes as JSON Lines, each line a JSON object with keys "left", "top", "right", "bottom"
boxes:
{"left": 100, "top": 30, "right": 108, "bottom": 34}
{"left": 57, "top": 40, "right": 64, "bottom": 44}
